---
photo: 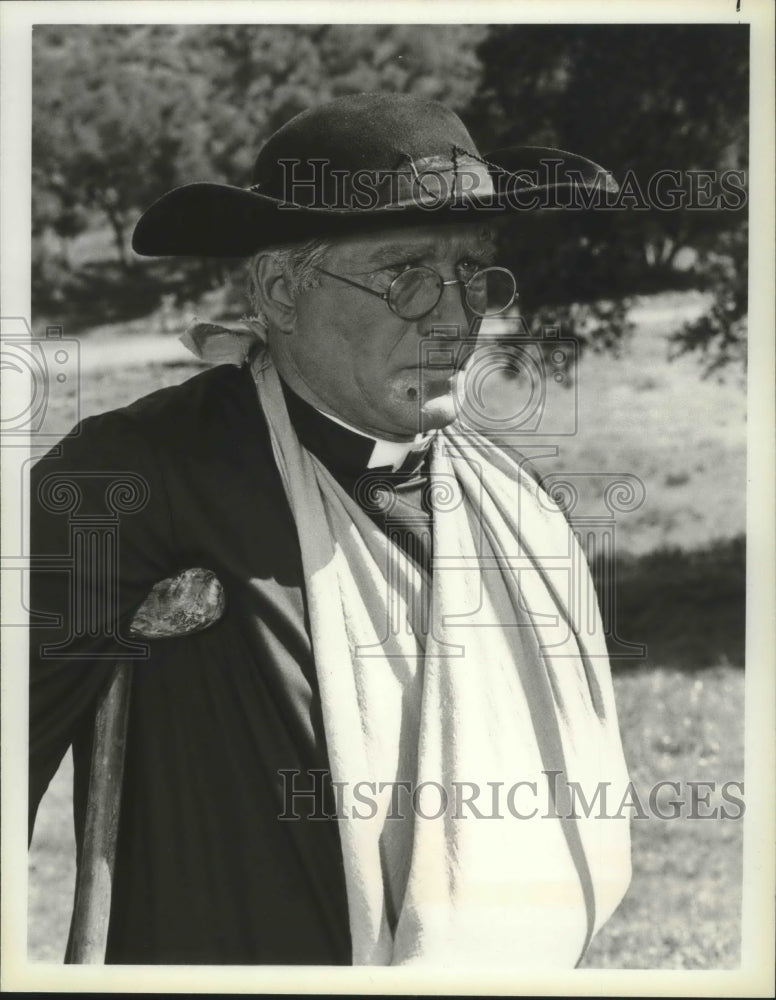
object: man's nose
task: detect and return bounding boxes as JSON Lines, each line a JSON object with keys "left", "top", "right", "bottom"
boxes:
{"left": 422, "top": 280, "right": 469, "bottom": 338}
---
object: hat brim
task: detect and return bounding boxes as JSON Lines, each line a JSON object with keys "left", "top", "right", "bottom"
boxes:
{"left": 131, "top": 146, "right": 618, "bottom": 258}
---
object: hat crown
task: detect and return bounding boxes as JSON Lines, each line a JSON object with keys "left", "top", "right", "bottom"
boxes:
{"left": 132, "top": 91, "right": 619, "bottom": 258}
{"left": 250, "top": 93, "right": 481, "bottom": 193}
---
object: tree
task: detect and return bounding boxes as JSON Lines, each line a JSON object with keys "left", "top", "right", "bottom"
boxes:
{"left": 185, "top": 24, "right": 487, "bottom": 182}
{"left": 33, "top": 25, "right": 213, "bottom": 265}
{"left": 469, "top": 24, "right": 749, "bottom": 368}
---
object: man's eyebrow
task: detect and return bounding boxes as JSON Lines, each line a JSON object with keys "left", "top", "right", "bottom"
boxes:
{"left": 366, "top": 239, "right": 496, "bottom": 265}
{"left": 366, "top": 242, "right": 436, "bottom": 264}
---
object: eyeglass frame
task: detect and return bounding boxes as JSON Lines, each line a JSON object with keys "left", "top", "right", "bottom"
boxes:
{"left": 313, "top": 263, "right": 518, "bottom": 321}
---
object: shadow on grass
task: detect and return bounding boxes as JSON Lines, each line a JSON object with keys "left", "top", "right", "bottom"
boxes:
{"left": 595, "top": 535, "right": 745, "bottom": 670}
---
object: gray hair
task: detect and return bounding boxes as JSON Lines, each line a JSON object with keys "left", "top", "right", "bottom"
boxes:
{"left": 244, "top": 222, "right": 501, "bottom": 330}
{"left": 245, "top": 237, "right": 333, "bottom": 329}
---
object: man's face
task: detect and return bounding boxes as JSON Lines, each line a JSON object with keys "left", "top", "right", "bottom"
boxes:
{"left": 279, "top": 222, "right": 497, "bottom": 439}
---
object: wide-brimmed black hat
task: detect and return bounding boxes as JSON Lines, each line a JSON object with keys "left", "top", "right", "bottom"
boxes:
{"left": 132, "top": 92, "right": 618, "bottom": 258}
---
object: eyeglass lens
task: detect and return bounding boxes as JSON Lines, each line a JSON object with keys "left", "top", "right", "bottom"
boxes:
{"left": 388, "top": 267, "right": 515, "bottom": 320}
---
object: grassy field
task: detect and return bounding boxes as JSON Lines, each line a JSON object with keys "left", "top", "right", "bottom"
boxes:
{"left": 582, "top": 664, "right": 743, "bottom": 968}
{"left": 26, "top": 289, "right": 745, "bottom": 966}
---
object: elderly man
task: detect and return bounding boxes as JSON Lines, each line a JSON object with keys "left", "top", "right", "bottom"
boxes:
{"left": 29, "top": 93, "right": 631, "bottom": 966}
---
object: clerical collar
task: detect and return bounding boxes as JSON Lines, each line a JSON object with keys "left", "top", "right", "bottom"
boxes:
{"left": 316, "top": 406, "right": 433, "bottom": 470}
{"left": 279, "top": 378, "right": 434, "bottom": 481}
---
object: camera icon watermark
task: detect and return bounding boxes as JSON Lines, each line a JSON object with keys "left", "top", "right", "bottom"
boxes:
{"left": 1, "top": 316, "right": 80, "bottom": 445}
{"left": 417, "top": 314, "right": 579, "bottom": 441}
{"left": 351, "top": 469, "right": 468, "bottom": 659}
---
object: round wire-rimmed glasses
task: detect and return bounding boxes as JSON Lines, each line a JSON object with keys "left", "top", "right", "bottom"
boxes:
{"left": 315, "top": 264, "right": 518, "bottom": 321}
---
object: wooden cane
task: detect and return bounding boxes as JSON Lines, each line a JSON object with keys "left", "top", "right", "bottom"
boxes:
{"left": 69, "top": 662, "right": 133, "bottom": 963}
{"left": 68, "top": 568, "right": 225, "bottom": 963}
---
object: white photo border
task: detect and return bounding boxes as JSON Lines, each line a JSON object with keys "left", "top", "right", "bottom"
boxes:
{"left": 2, "top": 1, "right": 773, "bottom": 995}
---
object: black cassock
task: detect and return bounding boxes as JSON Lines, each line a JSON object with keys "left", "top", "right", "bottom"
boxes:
{"left": 29, "top": 362, "right": 434, "bottom": 964}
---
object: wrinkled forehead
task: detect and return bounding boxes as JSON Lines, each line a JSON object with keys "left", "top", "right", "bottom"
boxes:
{"left": 330, "top": 219, "right": 500, "bottom": 264}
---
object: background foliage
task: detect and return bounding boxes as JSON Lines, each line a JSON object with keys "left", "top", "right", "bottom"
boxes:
{"left": 472, "top": 24, "right": 749, "bottom": 368}
{"left": 32, "top": 24, "right": 748, "bottom": 371}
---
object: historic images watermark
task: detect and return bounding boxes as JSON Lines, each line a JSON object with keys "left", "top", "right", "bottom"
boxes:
{"left": 1, "top": 316, "right": 153, "bottom": 658}
{"left": 277, "top": 769, "right": 746, "bottom": 822}
{"left": 6, "top": 311, "right": 649, "bottom": 664}
{"left": 272, "top": 157, "right": 748, "bottom": 212}
{"left": 1, "top": 318, "right": 80, "bottom": 442}
{"left": 348, "top": 320, "right": 648, "bottom": 661}
{"left": 2, "top": 317, "right": 83, "bottom": 634}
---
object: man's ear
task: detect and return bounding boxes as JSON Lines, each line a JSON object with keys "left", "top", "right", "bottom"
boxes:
{"left": 253, "top": 254, "right": 296, "bottom": 333}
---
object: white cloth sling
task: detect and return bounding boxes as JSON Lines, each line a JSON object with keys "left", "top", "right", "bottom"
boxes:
{"left": 253, "top": 351, "right": 631, "bottom": 967}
